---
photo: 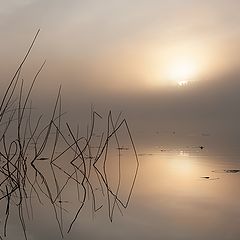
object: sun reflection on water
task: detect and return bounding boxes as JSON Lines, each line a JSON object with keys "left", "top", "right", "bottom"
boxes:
{"left": 168, "top": 151, "right": 197, "bottom": 178}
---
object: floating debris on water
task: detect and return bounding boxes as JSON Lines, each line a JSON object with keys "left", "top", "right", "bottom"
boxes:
{"left": 36, "top": 157, "right": 49, "bottom": 160}
{"left": 212, "top": 169, "right": 240, "bottom": 174}
{"left": 116, "top": 147, "right": 129, "bottom": 150}
{"left": 200, "top": 176, "right": 219, "bottom": 180}
{"left": 224, "top": 169, "right": 240, "bottom": 173}
{"left": 138, "top": 153, "right": 154, "bottom": 156}
{"left": 58, "top": 200, "right": 69, "bottom": 203}
{"left": 192, "top": 145, "right": 205, "bottom": 150}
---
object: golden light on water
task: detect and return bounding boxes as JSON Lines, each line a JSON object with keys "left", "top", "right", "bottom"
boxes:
{"left": 170, "top": 158, "right": 192, "bottom": 175}
{"left": 169, "top": 152, "right": 197, "bottom": 177}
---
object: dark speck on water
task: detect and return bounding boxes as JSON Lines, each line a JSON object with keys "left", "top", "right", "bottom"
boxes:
{"left": 36, "top": 157, "right": 49, "bottom": 160}
{"left": 224, "top": 169, "right": 240, "bottom": 173}
{"left": 200, "top": 176, "right": 220, "bottom": 180}
{"left": 138, "top": 153, "right": 154, "bottom": 156}
{"left": 212, "top": 169, "right": 240, "bottom": 174}
{"left": 116, "top": 147, "right": 129, "bottom": 150}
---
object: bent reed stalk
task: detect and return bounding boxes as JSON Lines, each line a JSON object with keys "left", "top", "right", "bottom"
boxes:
{"left": 0, "top": 30, "right": 139, "bottom": 239}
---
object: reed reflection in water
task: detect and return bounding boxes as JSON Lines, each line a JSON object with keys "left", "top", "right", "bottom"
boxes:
{"left": 3, "top": 141, "right": 240, "bottom": 240}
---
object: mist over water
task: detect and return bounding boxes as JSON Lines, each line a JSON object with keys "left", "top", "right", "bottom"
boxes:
{"left": 1, "top": 41, "right": 240, "bottom": 240}
{"left": 1, "top": 1, "right": 240, "bottom": 239}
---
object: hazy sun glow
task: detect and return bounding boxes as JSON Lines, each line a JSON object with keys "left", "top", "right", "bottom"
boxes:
{"left": 167, "top": 58, "right": 198, "bottom": 86}
{"left": 149, "top": 43, "right": 210, "bottom": 88}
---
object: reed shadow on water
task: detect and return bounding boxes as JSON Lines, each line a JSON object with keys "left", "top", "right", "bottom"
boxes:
{"left": 0, "top": 29, "right": 139, "bottom": 239}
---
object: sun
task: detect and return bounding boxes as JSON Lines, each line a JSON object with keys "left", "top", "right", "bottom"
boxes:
{"left": 167, "top": 58, "right": 198, "bottom": 86}
{"left": 148, "top": 43, "right": 207, "bottom": 88}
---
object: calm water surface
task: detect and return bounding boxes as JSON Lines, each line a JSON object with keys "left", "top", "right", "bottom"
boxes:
{"left": 5, "top": 143, "right": 240, "bottom": 240}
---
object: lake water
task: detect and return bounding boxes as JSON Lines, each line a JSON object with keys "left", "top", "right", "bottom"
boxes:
{"left": 4, "top": 139, "right": 240, "bottom": 240}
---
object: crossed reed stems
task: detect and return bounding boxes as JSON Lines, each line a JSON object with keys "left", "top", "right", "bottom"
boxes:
{"left": 0, "top": 30, "right": 139, "bottom": 239}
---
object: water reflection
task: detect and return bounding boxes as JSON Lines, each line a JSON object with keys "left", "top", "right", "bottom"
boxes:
{"left": 3, "top": 144, "right": 240, "bottom": 239}
{"left": 130, "top": 147, "right": 240, "bottom": 240}
{"left": 169, "top": 151, "right": 195, "bottom": 176}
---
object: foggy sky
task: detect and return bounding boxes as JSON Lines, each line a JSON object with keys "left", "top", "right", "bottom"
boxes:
{"left": 1, "top": 0, "right": 240, "bottom": 145}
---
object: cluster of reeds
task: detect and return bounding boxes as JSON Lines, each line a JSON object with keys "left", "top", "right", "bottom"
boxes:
{"left": 0, "top": 30, "right": 139, "bottom": 239}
